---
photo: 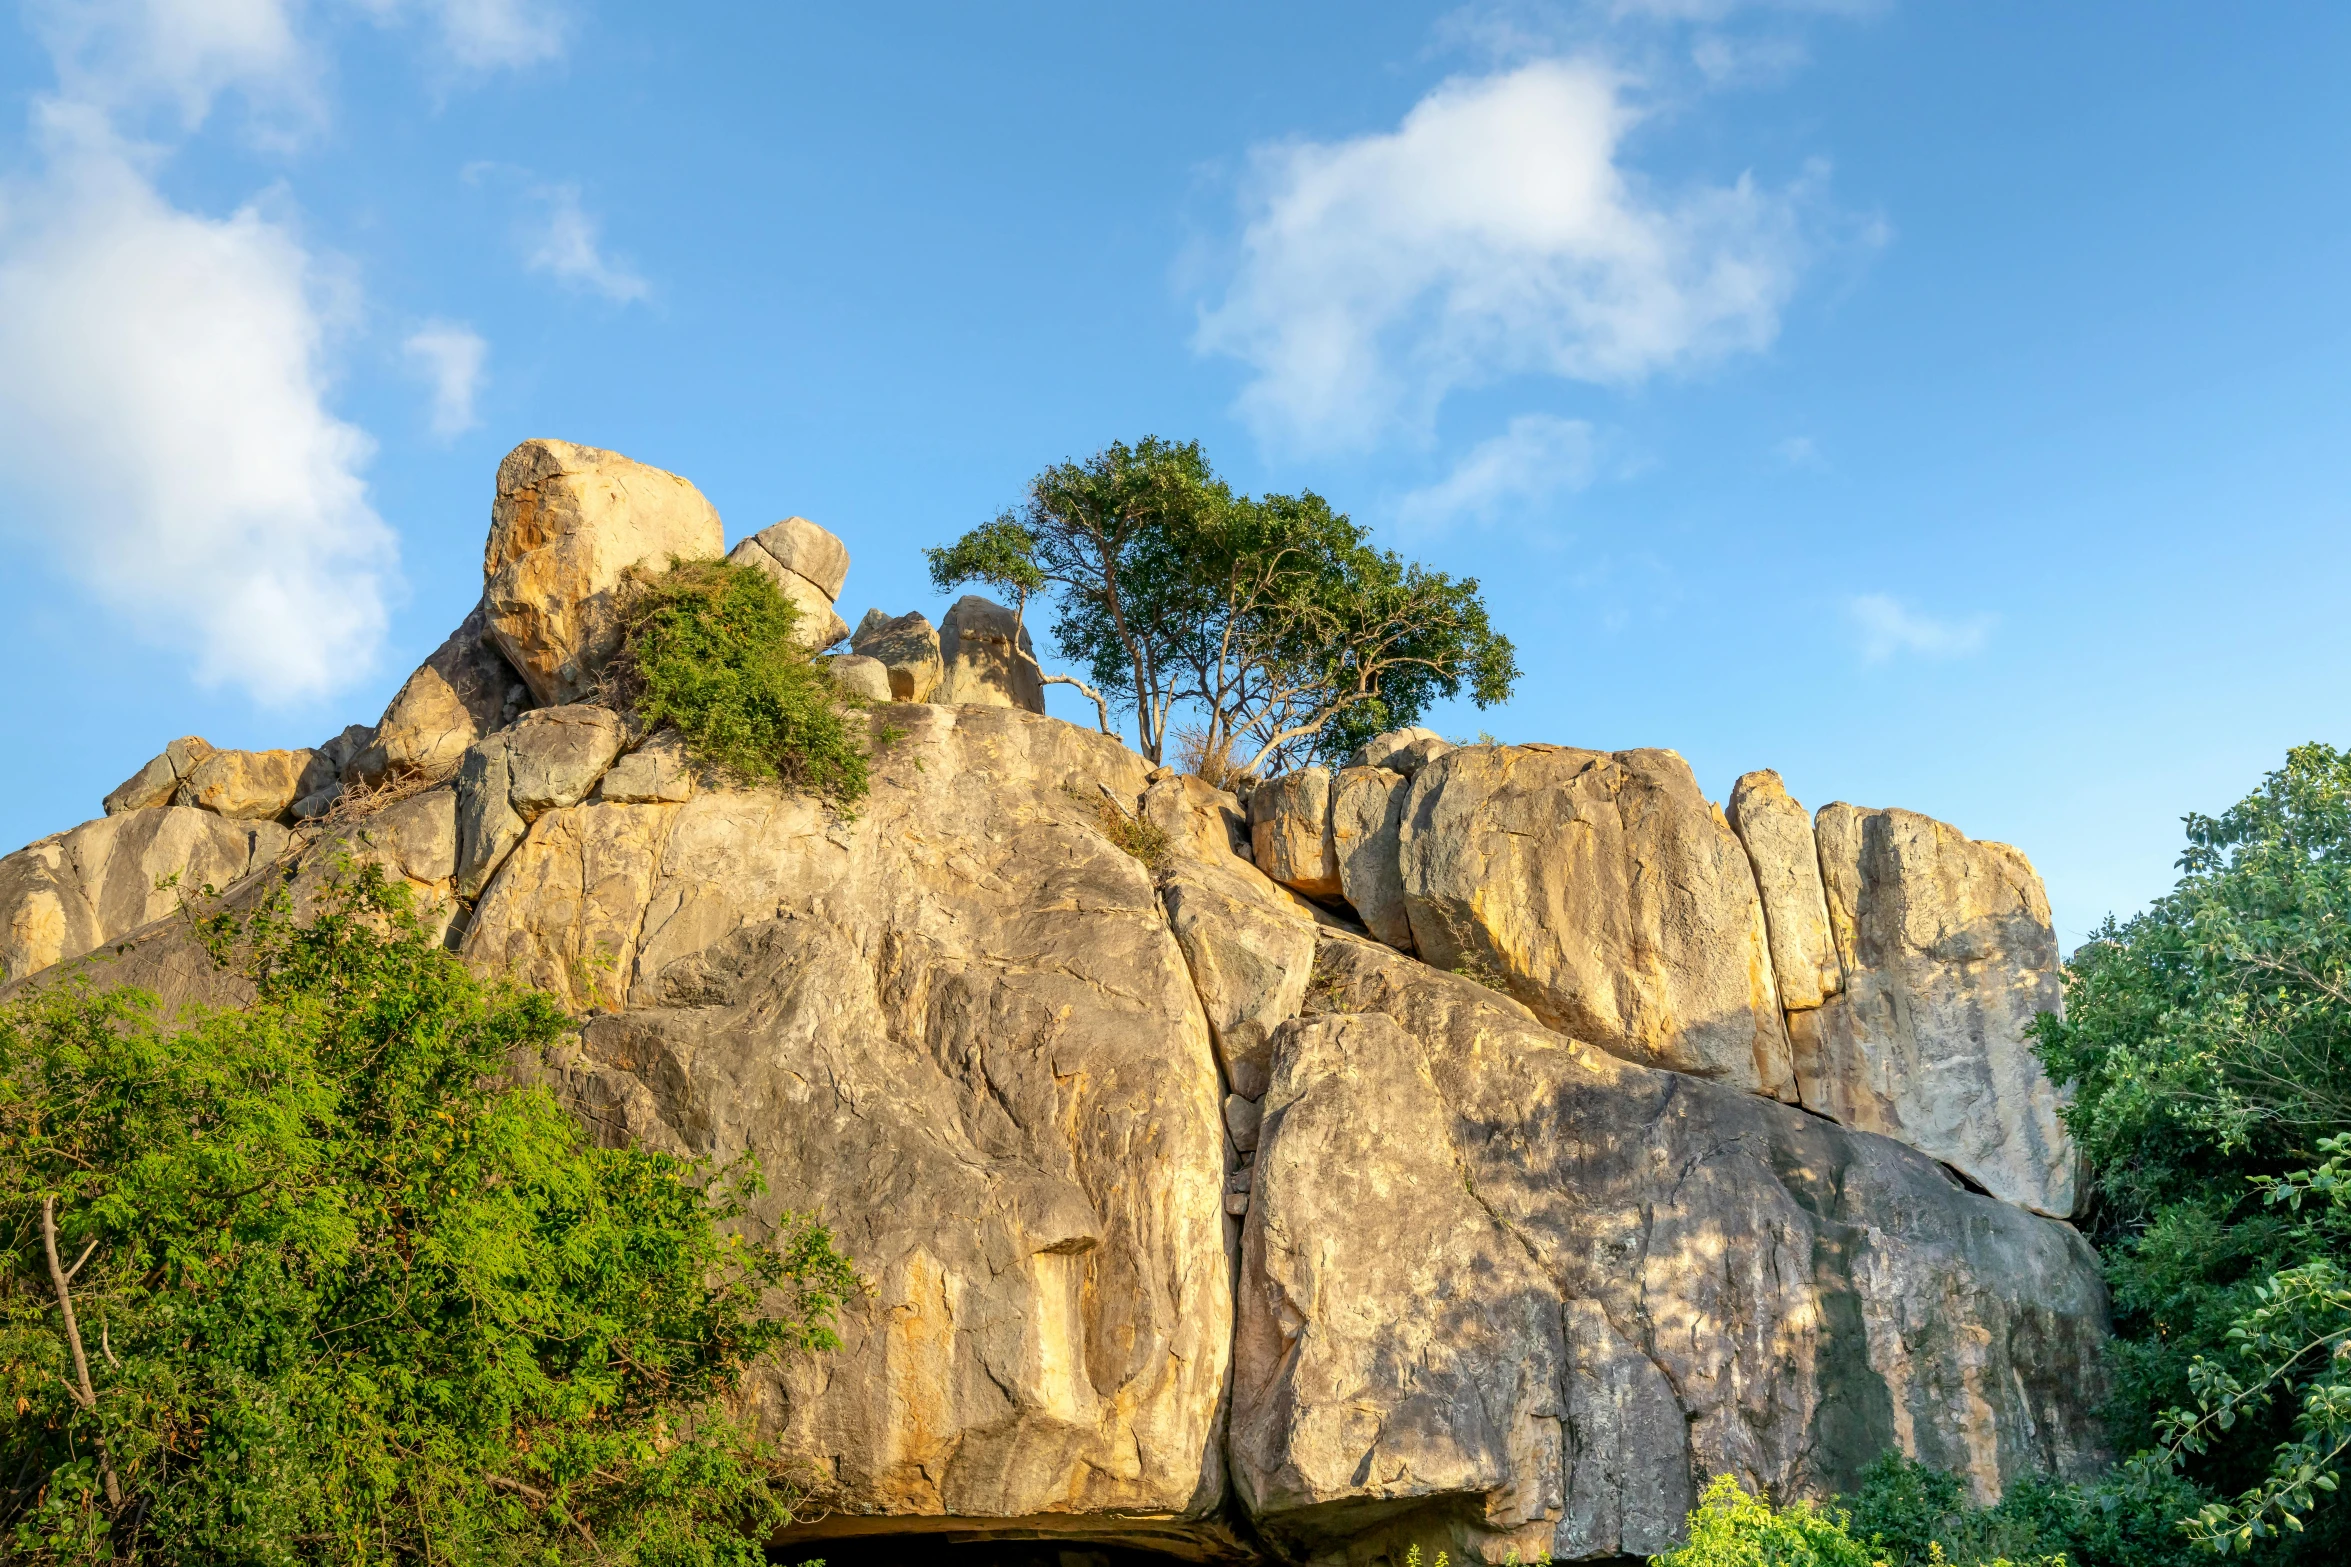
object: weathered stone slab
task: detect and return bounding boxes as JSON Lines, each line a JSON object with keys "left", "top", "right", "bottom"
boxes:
{"left": 851, "top": 609, "right": 945, "bottom": 703}
{"left": 0, "top": 808, "right": 288, "bottom": 984}
{"left": 176, "top": 748, "right": 334, "bottom": 821}
{"left": 103, "top": 736, "right": 215, "bottom": 814}
{"left": 350, "top": 598, "right": 526, "bottom": 785}
{"left": 746, "top": 516, "right": 851, "bottom": 600}
{"left": 1727, "top": 769, "right": 1843, "bottom": 1012}
{"left": 1248, "top": 768, "right": 1339, "bottom": 899}
{"left": 935, "top": 595, "right": 1044, "bottom": 712}
{"left": 1330, "top": 765, "right": 1411, "bottom": 951}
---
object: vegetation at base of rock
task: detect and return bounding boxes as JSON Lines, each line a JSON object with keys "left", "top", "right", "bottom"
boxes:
{"left": 928, "top": 436, "right": 1518, "bottom": 774}
{"left": 1650, "top": 1474, "right": 1893, "bottom": 1566}
{"left": 613, "top": 556, "right": 871, "bottom": 804}
{"left": 1843, "top": 1453, "right": 2206, "bottom": 1567}
{"left": 2034, "top": 744, "right": 2351, "bottom": 1558}
{"left": 0, "top": 865, "right": 857, "bottom": 1565}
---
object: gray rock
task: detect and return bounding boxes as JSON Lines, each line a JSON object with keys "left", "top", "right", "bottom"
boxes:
{"left": 349, "top": 599, "right": 521, "bottom": 785}
{"left": 595, "top": 732, "right": 696, "bottom": 805}
{"left": 454, "top": 738, "right": 528, "bottom": 900}
{"left": 850, "top": 609, "right": 945, "bottom": 703}
{"left": 1807, "top": 804, "right": 2080, "bottom": 1217}
{"left": 1248, "top": 768, "right": 1340, "bottom": 899}
{"left": 103, "top": 735, "right": 215, "bottom": 815}
{"left": 935, "top": 595, "right": 1044, "bottom": 712}
{"left": 745, "top": 516, "right": 850, "bottom": 600}
{"left": 1399, "top": 743, "right": 1796, "bottom": 1100}
{"left": 503, "top": 705, "right": 628, "bottom": 817}
{"left": 1330, "top": 765, "right": 1411, "bottom": 951}
{"left": 1232, "top": 934, "right": 2115, "bottom": 1563}
{"left": 1223, "top": 1092, "right": 1263, "bottom": 1152}
{"left": 827, "top": 653, "right": 894, "bottom": 702}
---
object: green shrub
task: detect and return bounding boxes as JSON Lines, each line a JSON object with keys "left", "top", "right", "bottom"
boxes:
{"left": 614, "top": 556, "right": 872, "bottom": 804}
{"left": 1844, "top": 1453, "right": 2208, "bottom": 1567}
{"left": 0, "top": 864, "right": 859, "bottom": 1564}
{"left": 1652, "top": 1474, "right": 1886, "bottom": 1566}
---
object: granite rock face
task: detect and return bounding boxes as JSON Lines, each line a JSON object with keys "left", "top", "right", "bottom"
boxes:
{"left": 827, "top": 653, "right": 893, "bottom": 702}
{"left": 484, "top": 706, "right": 1234, "bottom": 1553}
{"left": 726, "top": 535, "right": 851, "bottom": 651}
{"left": 1808, "top": 804, "right": 2080, "bottom": 1217}
{"left": 175, "top": 748, "right": 335, "bottom": 821}
{"left": 1330, "top": 765, "right": 1412, "bottom": 952}
{"left": 1399, "top": 744, "right": 1796, "bottom": 1101}
{"left": 745, "top": 516, "right": 851, "bottom": 600}
{"left": 0, "top": 808, "right": 288, "bottom": 983}
{"left": 1727, "top": 769, "right": 1843, "bottom": 1013}
{"left": 935, "top": 594, "right": 1045, "bottom": 712}
{"left": 350, "top": 599, "right": 526, "bottom": 785}
{"left": 1249, "top": 767, "right": 1340, "bottom": 900}
{"left": 103, "top": 736, "right": 216, "bottom": 815}
{"left": 1231, "top": 934, "right": 2112, "bottom": 1564}
{"left": 484, "top": 439, "right": 726, "bottom": 704}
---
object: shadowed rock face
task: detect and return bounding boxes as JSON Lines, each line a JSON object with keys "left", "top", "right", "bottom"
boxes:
{"left": 1808, "top": 804, "right": 2079, "bottom": 1217}
{"left": 1232, "top": 934, "right": 2112, "bottom": 1565}
{"left": 1399, "top": 744, "right": 1796, "bottom": 1101}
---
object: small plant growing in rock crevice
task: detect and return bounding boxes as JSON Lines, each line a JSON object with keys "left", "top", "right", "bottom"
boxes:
{"left": 608, "top": 557, "right": 871, "bottom": 805}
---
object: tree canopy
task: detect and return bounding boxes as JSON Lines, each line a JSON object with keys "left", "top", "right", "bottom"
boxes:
{"left": 928, "top": 438, "right": 1518, "bottom": 771}
{"left": 1, "top": 866, "right": 856, "bottom": 1564}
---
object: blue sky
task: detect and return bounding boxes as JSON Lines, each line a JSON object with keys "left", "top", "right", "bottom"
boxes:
{"left": 1, "top": 1, "right": 2346, "bottom": 948}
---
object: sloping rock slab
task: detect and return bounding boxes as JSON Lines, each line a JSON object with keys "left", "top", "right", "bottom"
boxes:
{"left": 1231, "top": 933, "right": 2112, "bottom": 1564}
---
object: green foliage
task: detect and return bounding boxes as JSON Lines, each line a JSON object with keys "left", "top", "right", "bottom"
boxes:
{"left": 1844, "top": 1454, "right": 2200, "bottom": 1567}
{"left": 931, "top": 437, "right": 1518, "bottom": 772}
{"left": 1651, "top": 1474, "right": 1887, "bottom": 1567}
{"left": 2033, "top": 743, "right": 2351, "bottom": 1557}
{"left": 0, "top": 865, "right": 858, "bottom": 1564}
{"left": 615, "top": 556, "right": 872, "bottom": 805}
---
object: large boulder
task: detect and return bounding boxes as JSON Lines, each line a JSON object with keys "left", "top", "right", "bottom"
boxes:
{"left": 462, "top": 706, "right": 1234, "bottom": 1553}
{"left": 1727, "top": 770, "right": 1843, "bottom": 1012}
{"left": 102, "top": 736, "right": 215, "bottom": 814}
{"left": 176, "top": 748, "right": 335, "bottom": 821}
{"left": 1231, "top": 933, "right": 2113, "bottom": 1564}
{"left": 851, "top": 609, "right": 945, "bottom": 703}
{"left": 1330, "top": 765, "right": 1412, "bottom": 951}
{"left": 1806, "top": 805, "right": 2080, "bottom": 1217}
{"left": 0, "top": 808, "right": 288, "bottom": 984}
{"left": 935, "top": 595, "right": 1044, "bottom": 712}
{"left": 349, "top": 599, "right": 528, "bottom": 785}
{"left": 726, "top": 536, "right": 850, "bottom": 651}
{"left": 1248, "top": 767, "right": 1340, "bottom": 899}
{"left": 1398, "top": 744, "right": 1796, "bottom": 1100}
{"left": 483, "top": 439, "right": 726, "bottom": 705}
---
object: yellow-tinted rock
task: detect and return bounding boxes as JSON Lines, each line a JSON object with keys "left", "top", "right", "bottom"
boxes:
{"left": 176, "top": 748, "right": 331, "bottom": 820}
{"left": 1727, "top": 769, "right": 1843, "bottom": 1011}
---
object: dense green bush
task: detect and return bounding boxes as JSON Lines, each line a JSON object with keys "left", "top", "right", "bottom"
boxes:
{"left": 614, "top": 556, "right": 873, "bottom": 805}
{"left": 0, "top": 866, "right": 858, "bottom": 1564}
{"left": 1843, "top": 1453, "right": 2204, "bottom": 1567}
{"left": 1649, "top": 1474, "right": 1890, "bottom": 1566}
{"left": 2034, "top": 743, "right": 2351, "bottom": 1557}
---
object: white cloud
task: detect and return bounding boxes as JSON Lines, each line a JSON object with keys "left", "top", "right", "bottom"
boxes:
{"left": 403, "top": 320, "right": 487, "bottom": 438}
{"left": 524, "top": 182, "right": 649, "bottom": 302}
{"left": 0, "top": 123, "right": 397, "bottom": 703}
{"left": 1847, "top": 594, "right": 1995, "bottom": 664}
{"left": 1195, "top": 57, "right": 1814, "bottom": 452}
{"left": 355, "top": 0, "right": 569, "bottom": 72}
{"left": 26, "top": 0, "right": 321, "bottom": 139}
{"left": 1396, "top": 413, "right": 1597, "bottom": 532}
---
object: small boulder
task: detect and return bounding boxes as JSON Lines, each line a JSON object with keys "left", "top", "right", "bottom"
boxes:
{"left": 1248, "top": 768, "right": 1340, "bottom": 899}
{"left": 103, "top": 736, "right": 215, "bottom": 815}
{"left": 504, "top": 706, "right": 629, "bottom": 817}
{"left": 1347, "top": 727, "right": 1451, "bottom": 776}
{"left": 483, "top": 439, "right": 726, "bottom": 706}
{"left": 350, "top": 599, "right": 526, "bottom": 785}
{"left": 744, "top": 516, "right": 850, "bottom": 600}
{"left": 595, "top": 732, "right": 696, "bottom": 805}
{"left": 176, "top": 749, "right": 335, "bottom": 821}
{"left": 935, "top": 595, "right": 1044, "bottom": 712}
{"left": 725, "top": 538, "right": 850, "bottom": 651}
{"left": 827, "top": 654, "right": 894, "bottom": 702}
{"left": 850, "top": 609, "right": 945, "bottom": 703}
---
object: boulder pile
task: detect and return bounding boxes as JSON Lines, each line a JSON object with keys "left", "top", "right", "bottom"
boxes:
{"left": 0, "top": 439, "right": 2108, "bottom": 1563}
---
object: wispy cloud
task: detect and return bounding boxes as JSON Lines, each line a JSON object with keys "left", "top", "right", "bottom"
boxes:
{"left": 1774, "top": 433, "right": 1824, "bottom": 469}
{"left": 352, "top": 0, "right": 570, "bottom": 73}
{"left": 1848, "top": 594, "right": 1995, "bottom": 663}
{"left": 524, "top": 181, "right": 649, "bottom": 303}
{"left": 403, "top": 321, "right": 488, "bottom": 438}
{"left": 1194, "top": 57, "right": 1819, "bottom": 452}
{"left": 1397, "top": 413, "right": 1597, "bottom": 533}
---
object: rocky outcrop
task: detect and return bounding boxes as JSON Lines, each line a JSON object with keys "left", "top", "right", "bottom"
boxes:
{"left": 453, "top": 705, "right": 632, "bottom": 899}
{"left": 1231, "top": 934, "right": 2110, "bottom": 1564}
{"left": 1249, "top": 768, "right": 1340, "bottom": 899}
{"left": 936, "top": 595, "right": 1045, "bottom": 712}
{"left": 485, "top": 439, "right": 726, "bottom": 704}
{"left": 350, "top": 598, "right": 527, "bottom": 785}
{"left": 1727, "top": 770, "right": 1843, "bottom": 1013}
{"left": 851, "top": 609, "right": 945, "bottom": 703}
{"left": 595, "top": 732, "right": 696, "bottom": 804}
{"left": 1806, "top": 805, "right": 2079, "bottom": 1217}
{"left": 827, "top": 653, "right": 893, "bottom": 701}
{"left": 103, "top": 736, "right": 215, "bottom": 814}
{"left": 0, "top": 808, "right": 288, "bottom": 983}
{"left": 727, "top": 516, "right": 852, "bottom": 652}
{"left": 1347, "top": 727, "right": 1450, "bottom": 777}
{"left": 1330, "top": 765, "right": 1412, "bottom": 952}
{"left": 176, "top": 747, "right": 337, "bottom": 821}
{"left": 1399, "top": 744, "right": 1796, "bottom": 1101}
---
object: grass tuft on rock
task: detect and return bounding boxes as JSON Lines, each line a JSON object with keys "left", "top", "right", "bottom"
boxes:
{"left": 614, "top": 556, "right": 870, "bottom": 804}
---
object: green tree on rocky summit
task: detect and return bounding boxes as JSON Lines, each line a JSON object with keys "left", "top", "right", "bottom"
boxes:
{"left": 0, "top": 864, "right": 857, "bottom": 1565}
{"left": 928, "top": 437, "right": 1518, "bottom": 772}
